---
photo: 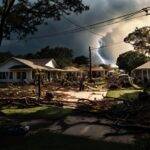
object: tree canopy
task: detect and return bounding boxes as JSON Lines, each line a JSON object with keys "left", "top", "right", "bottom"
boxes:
{"left": 117, "top": 51, "right": 149, "bottom": 74}
{"left": 73, "top": 55, "right": 89, "bottom": 66}
{"left": 18, "top": 46, "right": 73, "bottom": 68}
{"left": 0, "top": 46, "right": 74, "bottom": 68}
{"left": 0, "top": 0, "right": 89, "bottom": 45}
{"left": 35, "top": 46, "right": 73, "bottom": 59}
{"left": 0, "top": 51, "right": 13, "bottom": 63}
{"left": 124, "top": 26, "right": 150, "bottom": 55}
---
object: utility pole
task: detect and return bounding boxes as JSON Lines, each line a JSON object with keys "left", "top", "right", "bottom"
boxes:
{"left": 35, "top": 70, "right": 41, "bottom": 101}
{"left": 89, "top": 46, "right": 92, "bottom": 81}
{"left": 37, "top": 73, "right": 41, "bottom": 100}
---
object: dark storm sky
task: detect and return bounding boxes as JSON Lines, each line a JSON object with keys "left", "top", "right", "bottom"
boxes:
{"left": 0, "top": 0, "right": 150, "bottom": 65}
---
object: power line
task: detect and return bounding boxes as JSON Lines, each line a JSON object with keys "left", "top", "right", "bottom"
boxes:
{"left": 25, "top": 7, "right": 150, "bottom": 39}
{"left": 28, "top": 13, "right": 147, "bottom": 40}
{"left": 52, "top": 13, "right": 148, "bottom": 51}
{"left": 63, "top": 16, "right": 103, "bottom": 37}
{"left": 89, "top": 13, "right": 147, "bottom": 31}
{"left": 85, "top": 8, "right": 144, "bottom": 28}
{"left": 6, "top": 7, "right": 150, "bottom": 41}
{"left": 90, "top": 41, "right": 124, "bottom": 50}
{"left": 60, "top": 7, "right": 148, "bottom": 34}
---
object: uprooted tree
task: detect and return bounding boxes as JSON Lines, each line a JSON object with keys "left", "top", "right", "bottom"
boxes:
{"left": 0, "top": 0, "right": 89, "bottom": 45}
{"left": 124, "top": 26, "right": 150, "bottom": 55}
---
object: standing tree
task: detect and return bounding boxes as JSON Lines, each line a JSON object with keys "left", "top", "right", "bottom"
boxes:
{"left": 35, "top": 46, "right": 74, "bottom": 67}
{"left": 0, "top": 51, "right": 13, "bottom": 63}
{"left": 73, "top": 55, "right": 89, "bottom": 66}
{"left": 117, "top": 51, "right": 149, "bottom": 74}
{"left": 124, "top": 26, "right": 150, "bottom": 55}
{"left": 0, "top": 0, "right": 89, "bottom": 45}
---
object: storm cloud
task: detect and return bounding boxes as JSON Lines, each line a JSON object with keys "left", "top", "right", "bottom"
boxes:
{"left": 0, "top": 0, "right": 150, "bottom": 65}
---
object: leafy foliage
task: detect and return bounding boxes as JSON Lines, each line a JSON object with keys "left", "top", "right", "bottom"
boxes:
{"left": 35, "top": 46, "right": 73, "bottom": 59}
{"left": 99, "top": 64, "right": 111, "bottom": 69}
{"left": 0, "top": 51, "right": 13, "bottom": 63}
{"left": 17, "top": 46, "right": 73, "bottom": 68}
{"left": 0, "top": 46, "right": 74, "bottom": 68}
{"left": 117, "top": 51, "right": 149, "bottom": 74}
{"left": 0, "top": 0, "right": 89, "bottom": 44}
{"left": 73, "top": 55, "right": 89, "bottom": 66}
{"left": 124, "top": 26, "right": 150, "bottom": 54}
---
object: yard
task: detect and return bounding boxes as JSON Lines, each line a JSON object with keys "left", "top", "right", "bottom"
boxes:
{"left": 0, "top": 105, "right": 130, "bottom": 150}
{"left": 106, "top": 88, "right": 142, "bottom": 100}
{"left": 0, "top": 84, "right": 150, "bottom": 150}
{"left": 0, "top": 104, "right": 150, "bottom": 150}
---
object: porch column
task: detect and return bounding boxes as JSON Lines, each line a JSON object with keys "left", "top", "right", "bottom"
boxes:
{"left": 13, "top": 72, "right": 17, "bottom": 82}
{"left": 28, "top": 70, "right": 33, "bottom": 81}
{"left": 147, "top": 69, "right": 149, "bottom": 79}
{"left": 141, "top": 69, "right": 144, "bottom": 80}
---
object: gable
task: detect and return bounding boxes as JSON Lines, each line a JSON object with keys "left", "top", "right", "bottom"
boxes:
{"left": 28, "top": 59, "right": 51, "bottom": 66}
{"left": 0, "top": 57, "right": 58, "bottom": 72}
{"left": 45, "top": 59, "right": 57, "bottom": 68}
{"left": 135, "top": 61, "right": 150, "bottom": 70}
{"left": 0, "top": 59, "right": 23, "bottom": 72}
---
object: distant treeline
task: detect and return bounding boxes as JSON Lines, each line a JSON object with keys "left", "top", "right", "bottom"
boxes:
{"left": 0, "top": 46, "right": 89, "bottom": 68}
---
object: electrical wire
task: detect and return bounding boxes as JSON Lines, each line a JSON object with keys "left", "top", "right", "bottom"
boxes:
{"left": 5, "top": 7, "right": 150, "bottom": 42}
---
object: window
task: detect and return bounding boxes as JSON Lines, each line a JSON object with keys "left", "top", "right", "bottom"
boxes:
{"left": 22, "top": 72, "right": 26, "bottom": 79}
{"left": 0, "top": 72, "right": 3, "bottom": 79}
{"left": 143, "top": 70, "right": 147, "bottom": 78}
{"left": 5, "top": 72, "right": 8, "bottom": 78}
{"left": 3, "top": 72, "right": 6, "bottom": 79}
{"left": 9, "top": 72, "right": 13, "bottom": 79}
{"left": 17, "top": 72, "right": 21, "bottom": 79}
{"left": 0, "top": 72, "right": 6, "bottom": 79}
{"left": 32, "top": 71, "right": 35, "bottom": 79}
{"left": 0, "top": 72, "right": 9, "bottom": 79}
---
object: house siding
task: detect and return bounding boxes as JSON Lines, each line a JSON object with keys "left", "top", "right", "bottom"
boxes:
{"left": 0, "top": 59, "right": 33, "bottom": 83}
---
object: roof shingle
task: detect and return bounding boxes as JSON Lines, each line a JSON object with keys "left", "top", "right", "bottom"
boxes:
{"left": 135, "top": 61, "right": 150, "bottom": 70}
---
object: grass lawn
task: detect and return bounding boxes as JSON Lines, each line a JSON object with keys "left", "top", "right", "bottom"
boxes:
{"left": 1, "top": 105, "right": 150, "bottom": 150}
{"left": 1, "top": 105, "right": 72, "bottom": 120}
{"left": 0, "top": 105, "right": 73, "bottom": 131}
{"left": 106, "top": 89, "right": 142, "bottom": 100}
{"left": 0, "top": 105, "right": 134, "bottom": 150}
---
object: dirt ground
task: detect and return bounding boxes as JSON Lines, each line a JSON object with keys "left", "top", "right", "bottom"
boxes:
{"left": 0, "top": 83, "right": 107, "bottom": 101}
{"left": 55, "top": 91, "right": 107, "bottom": 102}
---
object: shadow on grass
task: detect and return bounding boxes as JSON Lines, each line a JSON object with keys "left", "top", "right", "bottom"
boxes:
{"left": 2, "top": 105, "right": 73, "bottom": 121}
{"left": 119, "top": 91, "right": 140, "bottom": 101}
{"left": 0, "top": 130, "right": 134, "bottom": 150}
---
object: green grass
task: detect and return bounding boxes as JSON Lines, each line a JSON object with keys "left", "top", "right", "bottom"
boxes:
{"left": 1, "top": 105, "right": 149, "bottom": 150}
{"left": 0, "top": 106, "right": 134, "bottom": 150}
{"left": 1, "top": 105, "right": 72, "bottom": 120}
{"left": 106, "top": 89, "right": 142, "bottom": 100}
{"left": 0, "top": 131, "right": 133, "bottom": 150}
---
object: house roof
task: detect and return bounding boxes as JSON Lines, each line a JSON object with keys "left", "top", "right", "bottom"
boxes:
{"left": 78, "top": 66, "right": 106, "bottom": 72}
{"left": 91, "top": 67, "right": 105, "bottom": 71}
{"left": 9, "top": 65, "right": 31, "bottom": 70}
{"left": 13, "top": 57, "right": 49, "bottom": 70}
{"left": 28, "top": 59, "right": 52, "bottom": 66}
{"left": 63, "top": 66, "right": 82, "bottom": 72}
{"left": 135, "top": 61, "right": 150, "bottom": 70}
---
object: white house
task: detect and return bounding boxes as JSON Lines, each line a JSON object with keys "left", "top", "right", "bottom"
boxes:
{"left": 0, "top": 57, "right": 61, "bottom": 83}
{"left": 131, "top": 61, "right": 150, "bottom": 84}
